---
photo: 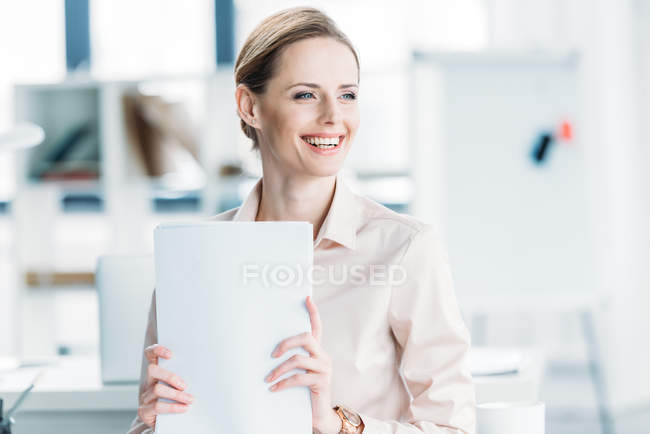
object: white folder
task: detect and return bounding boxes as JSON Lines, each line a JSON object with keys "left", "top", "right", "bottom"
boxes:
{"left": 153, "top": 221, "right": 313, "bottom": 434}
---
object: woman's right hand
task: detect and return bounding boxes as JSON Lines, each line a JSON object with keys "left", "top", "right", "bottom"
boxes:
{"left": 137, "top": 344, "right": 195, "bottom": 429}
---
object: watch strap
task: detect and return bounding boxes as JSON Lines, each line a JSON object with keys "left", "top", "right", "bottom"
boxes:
{"left": 334, "top": 406, "right": 361, "bottom": 433}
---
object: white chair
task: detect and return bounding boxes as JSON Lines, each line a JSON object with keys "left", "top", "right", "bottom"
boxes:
{"left": 96, "top": 254, "right": 155, "bottom": 384}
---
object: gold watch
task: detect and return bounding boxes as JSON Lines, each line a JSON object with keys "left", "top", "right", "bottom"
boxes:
{"left": 334, "top": 405, "right": 362, "bottom": 433}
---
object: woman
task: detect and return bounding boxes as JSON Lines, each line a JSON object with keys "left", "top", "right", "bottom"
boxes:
{"left": 128, "top": 7, "right": 475, "bottom": 434}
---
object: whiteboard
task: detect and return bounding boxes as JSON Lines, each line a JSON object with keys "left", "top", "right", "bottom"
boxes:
{"left": 415, "top": 53, "right": 595, "bottom": 296}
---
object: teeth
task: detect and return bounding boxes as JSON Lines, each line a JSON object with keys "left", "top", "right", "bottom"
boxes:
{"left": 302, "top": 136, "right": 341, "bottom": 147}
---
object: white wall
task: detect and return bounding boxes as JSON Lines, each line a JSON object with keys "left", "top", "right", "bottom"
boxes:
{"left": 411, "top": 0, "right": 650, "bottom": 412}
{"left": 639, "top": 0, "right": 650, "bottom": 148}
{"left": 483, "top": 0, "right": 650, "bottom": 412}
{"left": 0, "top": 0, "right": 65, "bottom": 357}
{"left": 572, "top": 0, "right": 650, "bottom": 411}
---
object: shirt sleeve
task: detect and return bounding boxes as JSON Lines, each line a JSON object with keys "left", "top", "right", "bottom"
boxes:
{"left": 127, "top": 289, "right": 158, "bottom": 434}
{"left": 357, "top": 224, "right": 476, "bottom": 433}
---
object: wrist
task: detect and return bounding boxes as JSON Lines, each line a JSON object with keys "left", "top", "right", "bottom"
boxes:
{"left": 314, "top": 408, "right": 342, "bottom": 434}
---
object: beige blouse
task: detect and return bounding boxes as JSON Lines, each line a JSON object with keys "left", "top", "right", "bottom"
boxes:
{"left": 128, "top": 175, "right": 476, "bottom": 433}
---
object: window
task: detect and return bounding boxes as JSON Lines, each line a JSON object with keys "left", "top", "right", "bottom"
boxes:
{"left": 90, "top": 0, "right": 215, "bottom": 79}
{"left": 0, "top": 0, "right": 66, "bottom": 200}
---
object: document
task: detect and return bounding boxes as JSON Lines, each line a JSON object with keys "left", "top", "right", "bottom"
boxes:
{"left": 153, "top": 221, "right": 313, "bottom": 434}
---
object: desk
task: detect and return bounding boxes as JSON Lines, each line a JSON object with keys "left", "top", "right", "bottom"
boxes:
{"left": 0, "top": 356, "right": 135, "bottom": 434}
{"left": 0, "top": 352, "right": 541, "bottom": 434}
{"left": 460, "top": 292, "right": 612, "bottom": 434}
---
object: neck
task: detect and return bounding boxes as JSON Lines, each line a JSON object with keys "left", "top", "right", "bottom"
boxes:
{"left": 256, "top": 171, "right": 336, "bottom": 240}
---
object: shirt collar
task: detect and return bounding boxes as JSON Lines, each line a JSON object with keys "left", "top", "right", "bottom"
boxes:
{"left": 232, "top": 174, "right": 359, "bottom": 250}
{"left": 232, "top": 178, "right": 262, "bottom": 222}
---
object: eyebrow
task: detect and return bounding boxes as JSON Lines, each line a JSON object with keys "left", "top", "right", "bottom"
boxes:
{"left": 286, "top": 82, "right": 358, "bottom": 90}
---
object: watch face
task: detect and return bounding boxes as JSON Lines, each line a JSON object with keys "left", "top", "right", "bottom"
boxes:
{"left": 341, "top": 407, "right": 361, "bottom": 426}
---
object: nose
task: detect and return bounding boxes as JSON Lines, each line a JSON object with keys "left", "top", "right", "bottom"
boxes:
{"left": 319, "top": 95, "right": 342, "bottom": 125}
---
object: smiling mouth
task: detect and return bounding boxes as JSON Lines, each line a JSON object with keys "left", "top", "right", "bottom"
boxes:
{"left": 300, "top": 135, "right": 345, "bottom": 149}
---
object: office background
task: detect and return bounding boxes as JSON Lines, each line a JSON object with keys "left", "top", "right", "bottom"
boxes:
{"left": 1, "top": 0, "right": 649, "bottom": 433}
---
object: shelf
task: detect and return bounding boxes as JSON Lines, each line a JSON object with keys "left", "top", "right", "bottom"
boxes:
{"left": 14, "top": 85, "right": 102, "bottom": 183}
{"left": 152, "top": 192, "right": 202, "bottom": 213}
{"left": 61, "top": 193, "right": 104, "bottom": 213}
{"left": 25, "top": 271, "right": 95, "bottom": 288}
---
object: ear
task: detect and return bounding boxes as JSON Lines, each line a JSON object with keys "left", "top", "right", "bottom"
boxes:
{"left": 236, "top": 84, "right": 259, "bottom": 128}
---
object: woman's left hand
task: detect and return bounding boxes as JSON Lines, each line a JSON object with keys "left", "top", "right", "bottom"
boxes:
{"left": 265, "top": 296, "right": 341, "bottom": 434}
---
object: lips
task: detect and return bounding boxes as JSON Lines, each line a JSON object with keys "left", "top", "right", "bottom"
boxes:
{"left": 300, "top": 134, "right": 346, "bottom": 155}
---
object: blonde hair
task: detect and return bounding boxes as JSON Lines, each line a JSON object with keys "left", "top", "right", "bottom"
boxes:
{"left": 234, "top": 7, "right": 360, "bottom": 149}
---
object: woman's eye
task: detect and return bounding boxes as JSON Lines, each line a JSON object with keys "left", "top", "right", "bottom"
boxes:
{"left": 341, "top": 92, "right": 357, "bottom": 101}
{"left": 295, "top": 92, "right": 314, "bottom": 100}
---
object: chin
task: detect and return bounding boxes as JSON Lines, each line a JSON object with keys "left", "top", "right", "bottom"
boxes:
{"left": 304, "top": 165, "right": 343, "bottom": 178}
{"left": 294, "top": 135, "right": 351, "bottom": 177}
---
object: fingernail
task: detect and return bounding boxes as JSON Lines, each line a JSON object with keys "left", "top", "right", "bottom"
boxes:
{"left": 265, "top": 373, "right": 273, "bottom": 382}
{"left": 269, "top": 384, "right": 277, "bottom": 391}
{"left": 187, "top": 395, "right": 194, "bottom": 403}
{"left": 179, "top": 381, "right": 187, "bottom": 389}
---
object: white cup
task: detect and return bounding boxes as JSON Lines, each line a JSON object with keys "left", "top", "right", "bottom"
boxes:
{"left": 477, "top": 401, "right": 545, "bottom": 434}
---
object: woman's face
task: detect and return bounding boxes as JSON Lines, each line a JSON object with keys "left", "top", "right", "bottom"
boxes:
{"left": 253, "top": 37, "right": 360, "bottom": 178}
